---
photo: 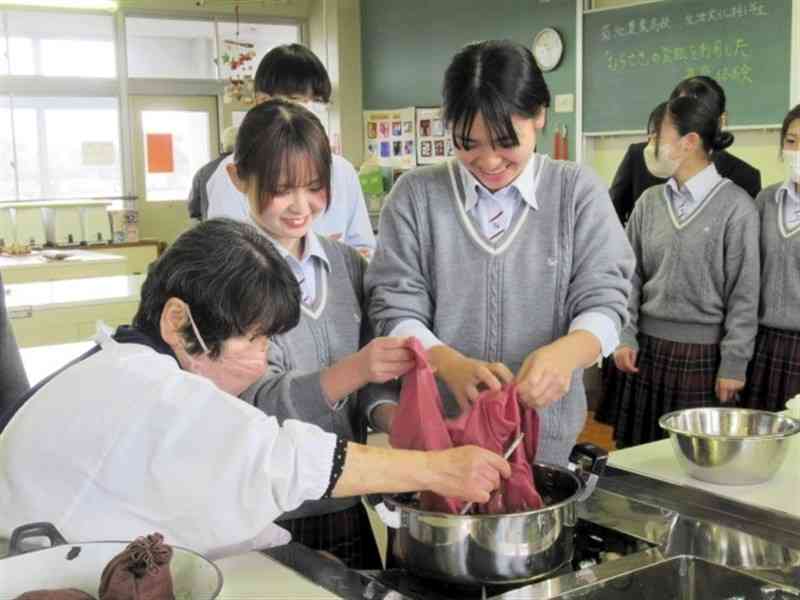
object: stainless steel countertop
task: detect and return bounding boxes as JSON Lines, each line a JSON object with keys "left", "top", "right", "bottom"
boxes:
{"left": 265, "top": 466, "right": 800, "bottom": 599}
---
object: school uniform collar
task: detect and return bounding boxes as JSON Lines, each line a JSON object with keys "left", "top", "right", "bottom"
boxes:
{"left": 249, "top": 217, "right": 331, "bottom": 272}
{"left": 459, "top": 153, "right": 539, "bottom": 213}
{"left": 776, "top": 180, "right": 800, "bottom": 204}
{"left": 665, "top": 162, "right": 722, "bottom": 205}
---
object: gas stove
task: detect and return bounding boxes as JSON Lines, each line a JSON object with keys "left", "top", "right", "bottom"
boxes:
{"left": 354, "top": 520, "right": 652, "bottom": 600}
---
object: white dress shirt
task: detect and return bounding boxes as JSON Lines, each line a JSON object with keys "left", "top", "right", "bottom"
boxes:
{"left": 665, "top": 163, "right": 723, "bottom": 222}
{"left": 259, "top": 229, "right": 330, "bottom": 306}
{"left": 777, "top": 181, "right": 800, "bottom": 232}
{"left": 0, "top": 327, "right": 337, "bottom": 559}
{"left": 390, "top": 154, "right": 620, "bottom": 357}
{"left": 207, "top": 154, "right": 376, "bottom": 255}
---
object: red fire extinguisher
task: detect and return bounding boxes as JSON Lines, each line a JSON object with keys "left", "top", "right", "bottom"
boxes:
{"left": 553, "top": 124, "right": 569, "bottom": 161}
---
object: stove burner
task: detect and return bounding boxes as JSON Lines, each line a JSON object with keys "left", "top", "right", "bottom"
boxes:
{"left": 359, "top": 520, "right": 653, "bottom": 600}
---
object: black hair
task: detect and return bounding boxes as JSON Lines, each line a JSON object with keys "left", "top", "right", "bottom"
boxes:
{"left": 442, "top": 40, "right": 551, "bottom": 150}
{"left": 234, "top": 99, "right": 331, "bottom": 215}
{"left": 133, "top": 218, "right": 300, "bottom": 358}
{"left": 780, "top": 104, "right": 800, "bottom": 147}
{"left": 669, "top": 75, "right": 727, "bottom": 118}
{"left": 647, "top": 101, "right": 667, "bottom": 136}
{"left": 654, "top": 96, "right": 734, "bottom": 156}
{"left": 254, "top": 43, "right": 332, "bottom": 104}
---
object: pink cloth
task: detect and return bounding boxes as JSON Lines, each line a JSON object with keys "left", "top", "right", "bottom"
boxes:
{"left": 389, "top": 338, "right": 543, "bottom": 514}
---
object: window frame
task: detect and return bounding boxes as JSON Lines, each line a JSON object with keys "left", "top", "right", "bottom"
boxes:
{"left": 0, "top": 6, "right": 305, "bottom": 204}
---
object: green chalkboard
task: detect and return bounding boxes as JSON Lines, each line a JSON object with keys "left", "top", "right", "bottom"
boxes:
{"left": 583, "top": 0, "right": 792, "bottom": 133}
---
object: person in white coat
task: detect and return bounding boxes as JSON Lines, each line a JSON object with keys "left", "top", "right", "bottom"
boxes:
{"left": 0, "top": 218, "right": 509, "bottom": 559}
{"left": 207, "top": 44, "right": 376, "bottom": 257}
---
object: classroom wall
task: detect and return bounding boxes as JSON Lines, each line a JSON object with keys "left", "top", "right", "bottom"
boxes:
{"left": 360, "top": 0, "right": 579, "bottom": 160}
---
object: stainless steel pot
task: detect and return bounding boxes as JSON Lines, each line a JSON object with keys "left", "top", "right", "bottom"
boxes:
{"left": 0, "top": 523, "right": 223, "bottom": 599}
{"left": 380, "top": 444, "right": 607, "bottom": 585}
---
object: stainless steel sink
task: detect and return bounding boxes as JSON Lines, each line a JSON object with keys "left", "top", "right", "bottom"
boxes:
{"left": 557, "top": 555, "right": 800, "bottom": 600}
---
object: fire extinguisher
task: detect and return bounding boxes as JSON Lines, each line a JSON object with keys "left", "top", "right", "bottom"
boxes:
{"left": 553, "top": 124, "right": 569, "bottom": 161}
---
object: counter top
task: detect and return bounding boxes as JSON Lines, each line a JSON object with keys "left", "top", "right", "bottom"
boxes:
{"left": 215, "top": 551, "right": 340, "bottom": 599}
{"left": 5, "top": 274, "right": 144, "bottom": 312}
{"left": 0, "top": 249, "right": 125, "bottom": 270}
{"left": 20, "top": 341, "right": 95, "bottom": 386}
{"left": 609, "top": 431, "right": 800, "bottom": 520}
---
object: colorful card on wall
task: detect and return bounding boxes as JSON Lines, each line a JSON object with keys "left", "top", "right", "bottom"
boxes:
{"left": 416, "top": 107, "right": 453, "bottom": 165}
{"left": 363, "top": 107, "right": 416, "bottom": 168}
{"left": 146, "top": 133, "right": 174, "bottom": 173}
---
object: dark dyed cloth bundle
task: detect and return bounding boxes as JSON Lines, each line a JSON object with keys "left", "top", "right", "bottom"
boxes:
{"left": 16, "top": 590, "right": 96, "bottom": 600}
{"left": 390, "top": 338, "right": 543, "bottom": 514}
{"left": 98, "top": 533, "right": 174, "bottom": 600}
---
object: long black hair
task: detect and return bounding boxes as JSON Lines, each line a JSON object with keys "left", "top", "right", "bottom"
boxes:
{"left": 670, "top": 75, "right": 727, "bottom": 118}
{"left": 442, "top": 40, "right": 550, "bottom": 150}
{"left": 234, "top": 99, "right": 331, "bottom": 215}
{"left": 133, "top": 219, "right": 300, "bottom": 358}
{"left": 654, "top": 96, "right": 734, "bottom": 156}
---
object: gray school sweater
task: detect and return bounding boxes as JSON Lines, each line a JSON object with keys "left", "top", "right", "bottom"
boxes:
{"left": 242, "top": 237, "right": 397, "bottom": 520}
{"left": 620, "top": 181, "right": 759, "bottom": 381}
{"left": 365, "top": 157, "right": 635, "bottom": 466}
{"left": 755, "top": 183, "right": 800, "bottom": 332}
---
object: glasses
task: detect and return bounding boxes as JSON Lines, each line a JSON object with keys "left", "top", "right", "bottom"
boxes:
{"left": 184, "top": 304, "right": 210, "bottom": 354}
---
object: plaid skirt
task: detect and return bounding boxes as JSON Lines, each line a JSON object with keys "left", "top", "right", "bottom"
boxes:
{"left": 594, "top": 358, "right": 623, "bottom": 425}
{"left": 741, "top": 326, "right": 800, "bottom": 412}
{"left": 278, "top": 503, "right": 382, "bottom": 570}
{"left": 613, "top": 333, "right": 721, "bottom": 448}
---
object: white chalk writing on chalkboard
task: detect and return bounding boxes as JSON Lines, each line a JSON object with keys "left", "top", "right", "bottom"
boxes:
{"left": 605, "top": 37, "right": 753, "bottom": 72}
{"left": 600, "top": 2, "right": 769, "bottom": 42}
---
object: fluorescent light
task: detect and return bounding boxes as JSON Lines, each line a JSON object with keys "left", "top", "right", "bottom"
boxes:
{"left": 0, "top": 0, "right": 117, "bottom": 9}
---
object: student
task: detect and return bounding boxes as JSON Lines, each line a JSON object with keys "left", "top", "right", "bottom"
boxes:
{"left": 610, "top": 76, "right": 761, "bottom": 224}
{"left": 0, "top": 273, "right": 28, "bottom": 414}
{"left": 187, "top": 125, "right": 238, "bottom": 221}
{"left": 224, "top": 99, "right": 411, "bottom": 568}
{"left": 741, "top": 105, "right": 800, "bottom": 412}
{"left": 612, "top": 97, "right": 760, "bottom": 447}
{"left": 0, "top": 219, "right": 508, "bottom": 559}
{"left": 207, "top": 44, "right": 376, "bottom": 257}
{"left": 365, "top": 40, "right": 635, "bottom": 466}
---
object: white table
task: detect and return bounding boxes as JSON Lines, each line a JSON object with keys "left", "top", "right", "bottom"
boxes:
{"left": 20, "top": 341, "right": 96, "bottom": 386}
{"left": 609, "top": 428, "right": 800, "bottom": 519}
{"left": 1, "top": 250, "right": 126, "bottom": 284}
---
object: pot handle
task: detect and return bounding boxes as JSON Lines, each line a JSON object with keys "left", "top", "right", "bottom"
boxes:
{"left": 568, "top": 443, "right": 608, "bottom": 503}
{"left": 8, "top": 522, "right": 68, "bottom": 557}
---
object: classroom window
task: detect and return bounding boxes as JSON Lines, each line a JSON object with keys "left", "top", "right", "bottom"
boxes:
{"left": 1, "top": 11, "right": 115, "bottom": 78}
{"left": 0, "top": 97, "right": 122, "bottom": 202}
{"left": 126, "top": 18, "right": 217, "bottom": 79}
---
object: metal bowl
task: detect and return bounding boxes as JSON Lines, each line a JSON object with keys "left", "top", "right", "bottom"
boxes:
{"left": 659, "top": 408, "right": 800, "bottom": 485}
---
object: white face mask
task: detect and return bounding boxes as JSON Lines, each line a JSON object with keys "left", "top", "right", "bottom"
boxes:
{"left": 183, "top": 304, "right": 267, "bottom": 397}
{"left": 643, "top": 140, "right": 681, "bottom": 179}
{"left": 783, "top": 149, "right": 800, "bottom": 183}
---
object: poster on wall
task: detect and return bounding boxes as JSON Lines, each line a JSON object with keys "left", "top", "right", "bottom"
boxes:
{"left": 363, "top": 107, "right": 416, "bottom": 168}
{"left": 416, "top": 107, "right": 453, "bottom": 166}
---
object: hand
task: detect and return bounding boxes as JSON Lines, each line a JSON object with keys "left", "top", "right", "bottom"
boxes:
{"left": 429, "top": 346, "right": 513, "bottom": 411}
{"left": 613, "top": 346, "right": 639, "bottom": 374}
{"left": 516, "top": 343, "right": 577, "bottom": 409}
{"left": 357, "top": 337, "right": 415, "bottom": 384}
{"left": 716, "top": 378, "right": 744, "bottom": 403}
{"left": 424, "top": 446, "right": 511, "bottom": 504}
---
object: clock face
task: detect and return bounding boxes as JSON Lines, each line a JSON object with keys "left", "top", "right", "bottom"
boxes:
{"left": 533, "top": 28, "right": 563, "bottom": 72}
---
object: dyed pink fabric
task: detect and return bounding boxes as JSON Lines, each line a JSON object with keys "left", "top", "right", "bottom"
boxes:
{"left": 389, "top": 338, "right": 543, "bottom": 514}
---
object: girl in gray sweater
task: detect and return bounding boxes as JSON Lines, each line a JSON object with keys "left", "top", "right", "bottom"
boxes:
{"left": 612, "top": 97, "right": 760, "bottom": 447}
{"left": 742, "top": 105, "right": 800, "bottom": 412}
{"left": 365, "top": 41, "right": 635, "bottom": 465}
{"left": 223, "top": 99, "right": 415, "bottom": 568}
